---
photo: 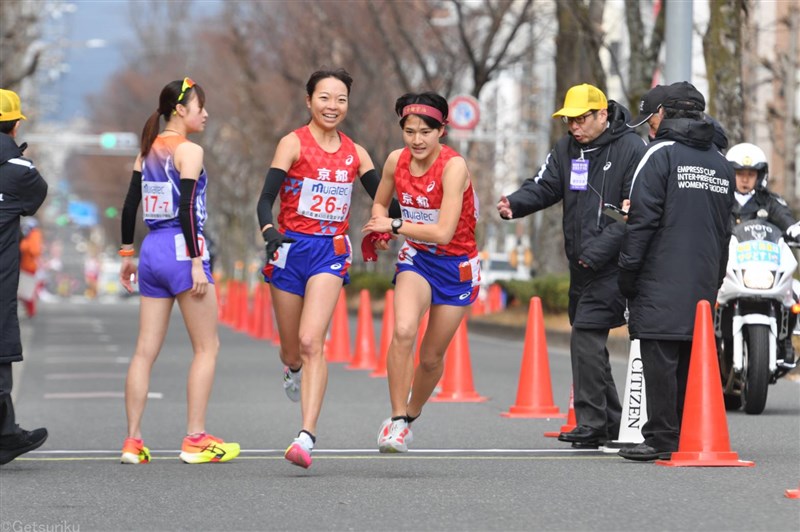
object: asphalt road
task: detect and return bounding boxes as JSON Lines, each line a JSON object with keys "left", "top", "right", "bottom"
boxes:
{"left": 1, "top": 298, "right": 798, "bottom": 531}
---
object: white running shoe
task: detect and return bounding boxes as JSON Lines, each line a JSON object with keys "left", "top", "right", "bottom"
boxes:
{"left": 377, "top": 417, "right": 413, "bottom": 453}
{"left": 282, "top": 366, "right": 301, "bottom": 402}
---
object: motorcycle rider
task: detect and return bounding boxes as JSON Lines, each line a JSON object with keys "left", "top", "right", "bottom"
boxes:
{"left": 727, "top": 142, "right": 799, "bottom": 366}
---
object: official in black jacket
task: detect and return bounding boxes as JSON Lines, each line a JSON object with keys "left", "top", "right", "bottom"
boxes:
{"left": 617, "top": 82, "right": 734, "bottom": 461}
{"left": 0, "top": 89, "right": 48, "bottom": 465}
{"left": 497, "top": 83, "right": 647, "bottom": 447}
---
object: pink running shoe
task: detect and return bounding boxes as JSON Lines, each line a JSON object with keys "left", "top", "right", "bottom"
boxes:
{"left": 284, "top": 433, "right": 313, "bottom": 469}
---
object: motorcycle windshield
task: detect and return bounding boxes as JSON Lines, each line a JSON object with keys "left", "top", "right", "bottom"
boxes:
{"left": 736, "top": 239, "right": 780, "bottom": 267}
{"left": 732, "top": 220, "right": 782, "bottom": 268}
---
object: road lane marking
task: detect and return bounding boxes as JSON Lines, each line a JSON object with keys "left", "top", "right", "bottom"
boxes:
{"left": 45, "top": 373, "right": 126, "bottom": 380}
{"left": 45, "top": 356, "right": 129, "bottom": 364}
{"left": 43, "top": 392, "right": 162, "bottom": 399}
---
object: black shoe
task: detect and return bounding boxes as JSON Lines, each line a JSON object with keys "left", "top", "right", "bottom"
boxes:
{"left": 557, "top": 425, "right": 607, "bottom": 444}
{"left": 571, "top": 441, "right": 602, "bottom": 449}
{"left": 618, "top": 442, "right": 672, "bottom": 462}
{"left": 0, "top": 427, "right": 48, "bottom": 465}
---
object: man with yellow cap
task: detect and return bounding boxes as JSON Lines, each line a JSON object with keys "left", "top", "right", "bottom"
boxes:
{"left": 0, "top": 89, "right": 49, "bottom": 465}
{"left": 497, "top": 83, "right": 646, "bottom": 448}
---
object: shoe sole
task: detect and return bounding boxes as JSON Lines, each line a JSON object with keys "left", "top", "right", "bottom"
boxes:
{"left": 120, "top": 452, "right": 149, "bottom": 464}
{"left": 619, "top": 452, "right": 672, "bottom": 462}
{"left": 179, "top": 446, "right": 240, "bottom": 464}
{"left": 0, "top": 433, "right": 48, "bottom": 465}
{"left": 284, "top": 387, "right": 300, "bottom": 403}
{"left": 285, "top": 444, "right": 312, "bottom": 468}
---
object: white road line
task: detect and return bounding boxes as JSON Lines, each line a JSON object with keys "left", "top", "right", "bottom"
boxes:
{"left": 43, "top": 392, "right": 162, "bottom": 399}
{"left": 42, "top": 345, "right": 119, "bottom": 353}
{"left": 45, "top": 373, "right": 127, "bottom": 380}
{"left": 45, "top": 356, "right": 129, "bottom": 364}
{"left": 29, "top": 448, "right": 603, "bottom": 455}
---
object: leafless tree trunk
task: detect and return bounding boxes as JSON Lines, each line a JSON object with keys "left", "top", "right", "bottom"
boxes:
{"left": 0, "top": 0, "right": 45, "bottom": 90}
{"left": 623, "top": 0, "right": 666, "bottom": 112}
{"left": 703, "top": 0, "right": 746, "bottom": 143}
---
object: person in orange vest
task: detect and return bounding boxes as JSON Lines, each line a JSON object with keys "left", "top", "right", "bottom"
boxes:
{"left": 18, "top": 217, "right": 42, "bottom": 317}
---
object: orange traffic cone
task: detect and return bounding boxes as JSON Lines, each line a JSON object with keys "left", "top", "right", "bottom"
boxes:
{"left": 657, "top": 300, "right": 754, "bottom": 467}
{"left": 488, "top": 283, "right": 503, "bottom": 313}
{"left": 370, "top": 289, "right": 394, "bottom": 378}
{"left": 501, "top": 297, "right": 565, "bottom": 418}
{"left": 254, "top": 284, "right": 273, "bottom": 341}
{"left": 325, "top": 288, "right": 352, "bottom": 363}
{"left": 348, "top": 290, "right": 378, "bottom": 370}
{"left": 220, "top": 279, "right": 233, "bottom": 325}
{"left": 431, "top": 317, "right": 487, "bottom": 402}
{"left": 235, "top": 281, "right": 250, "bottom": 332}
{"left": 471, "top": 294, "right": 485, "bottom": 317}
{"left": 248, "top": 281, "right": 263, "bottom": 337}
{"left": 544, "top": 386, "right": 576, "bottom": 437}
{"left": 785, "top": 483, "right": 800, "bottom": 499}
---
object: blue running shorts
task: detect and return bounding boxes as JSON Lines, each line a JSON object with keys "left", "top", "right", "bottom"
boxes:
{"left": 262, "top": 231, "right": 351, "bottom": 297}
{"left": 138, "top": 227, "right": 213, "bottom": 298}
{"left": 394, "top": 242, "right": 480, "bottom": 306}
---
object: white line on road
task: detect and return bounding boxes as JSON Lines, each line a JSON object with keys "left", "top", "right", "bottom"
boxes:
{"left": 45, "top": 356, "right": 129, "bottom": 364}
{"left": 43, "top": 392, "right": 162, "bottom": 399}
{"left": 45, "top": 373, "right": 127, "bottom": 380}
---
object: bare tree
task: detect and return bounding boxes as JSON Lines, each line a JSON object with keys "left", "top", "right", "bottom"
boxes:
{"left": 623, "top": 0, "right": 666, "bottom": 112}
{"left": 703, "top": 0, "right": 746, "bottom": 142}
{"left": 0, "top": 0, "right": 45, "bottom": 90}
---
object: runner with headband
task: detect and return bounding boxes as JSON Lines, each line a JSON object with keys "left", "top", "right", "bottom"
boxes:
{"left": 362, "top": 91, "right": 480, "bottom": 453}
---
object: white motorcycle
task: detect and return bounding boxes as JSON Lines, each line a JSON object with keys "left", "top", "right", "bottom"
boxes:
{"left": 714, "top": 218, "right": 799, "bottom": 415}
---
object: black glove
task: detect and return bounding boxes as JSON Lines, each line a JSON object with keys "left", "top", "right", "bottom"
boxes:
{"left": 263, "top": 227, "right": 295, "bottom": 264}
{"left": 617, "top": 268, "right": 639, "bottom": 300}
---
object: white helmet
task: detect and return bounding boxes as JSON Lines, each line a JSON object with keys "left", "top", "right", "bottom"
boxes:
{"left": 727, "top": 142, "right": 769, "bottom": 190}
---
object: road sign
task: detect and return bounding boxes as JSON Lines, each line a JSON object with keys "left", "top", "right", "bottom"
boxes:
{"left": 448, "top": 95, "right": 480, "bottom": 130}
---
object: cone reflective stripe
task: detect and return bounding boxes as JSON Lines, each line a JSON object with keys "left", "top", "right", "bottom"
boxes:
{"left": 431, "top": 317, "right": 487, "bottom": 402}
{"left": 502, "top": 297, "right": 565, "bottom": 418}
{"left": 348, "top": 290, "right": 378, "bottom": 370}
{"left": 657, "top": 300, "right": 754, "bottom": 467}
{"left": 603, "top": 339, "right": 647, "bottom": 451}
{"left": 326, "top": 288, "right": 352, "bottom": 363}
{"left": 370, "top": 289, "right": 394, "bottom": 378}
{"left": 545, "top": 386, "right": 575, "bottom": 437}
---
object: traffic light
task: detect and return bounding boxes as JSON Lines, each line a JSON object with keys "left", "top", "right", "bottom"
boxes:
{"left": 105, "top": 206, "right": 118, "bottom": 218}
{"left": 98, "top": 132, "right": 138, "bottom": 150}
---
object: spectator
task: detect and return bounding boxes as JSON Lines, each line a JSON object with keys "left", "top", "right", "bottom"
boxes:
{"left": 18, "top": 217, "right": 43, "bottom": 317}
{"left": 0, "top": 88, "right": 49, "bottom": 465}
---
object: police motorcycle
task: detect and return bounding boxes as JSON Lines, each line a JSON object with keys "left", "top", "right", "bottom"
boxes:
{"left": 714, "top": 217, "right": 799, "bottom": 414}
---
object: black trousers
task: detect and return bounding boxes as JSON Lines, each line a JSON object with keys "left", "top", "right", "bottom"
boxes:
{"left": 570, "top": 327, "right": 622, "bottom": 435}
{"left": 0, "top": 363, "right": 18, "bottom": 436}
{"left": 640, "top": 339, "right": 692, "bottom": 451}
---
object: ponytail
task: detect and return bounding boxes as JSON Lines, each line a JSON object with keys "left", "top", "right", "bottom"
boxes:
{"left": 140, "top": 110, "right": 163, "bottom": 158}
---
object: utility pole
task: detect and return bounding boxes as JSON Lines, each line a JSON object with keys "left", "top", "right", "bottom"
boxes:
{"left": 664, "top": 0, "right": 693, "bottom": 83}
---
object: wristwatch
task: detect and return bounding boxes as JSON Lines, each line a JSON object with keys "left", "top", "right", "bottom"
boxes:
{"left": 391, "top": 218, "right": 403, "bottom": 235}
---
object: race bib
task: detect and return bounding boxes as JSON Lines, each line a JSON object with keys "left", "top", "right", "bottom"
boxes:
{"left": 297, "top": 178, "right": 353, "bottom": 222}
{"left": 570, "top": 159, "right": 589, "bottom": 191}
{"left": 174, "top": 234, "right": 210, "bottom": 261}
{"left": 397, "top": 242, "right": 417, "bottom": 266}
{"left": 142, "top": 181, "right": 175, "bottom": 220}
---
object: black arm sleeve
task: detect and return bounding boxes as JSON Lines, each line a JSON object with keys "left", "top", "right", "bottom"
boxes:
{"left": 121, "top": 170, "right": 142, "bottom": 245}
{"left": 179, "top": 178, "right": 201, "bottom": 258}
{"left": 360, "top": 168, "right": 401, "bottom": 218}
{"left": 257, "top": 168, "right": 286, "bottom": 238}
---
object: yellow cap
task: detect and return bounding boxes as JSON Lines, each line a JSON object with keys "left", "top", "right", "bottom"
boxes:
{"left": 552, "top": 83, "right": 607, "bottom": 118}
{"left": 0, "top": 89, "right": 27, "bottom": 122}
